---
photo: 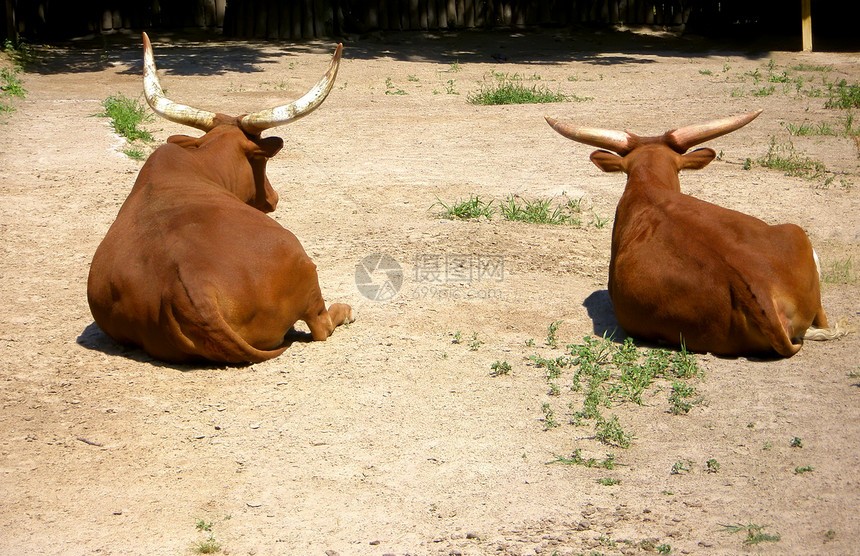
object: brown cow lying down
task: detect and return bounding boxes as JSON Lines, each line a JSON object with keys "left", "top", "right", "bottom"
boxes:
{"left": 88, "top": 33, "right": 354, "bottom": 364}
{"left": 546, "top": 111, "right": 838, "bottom": 357}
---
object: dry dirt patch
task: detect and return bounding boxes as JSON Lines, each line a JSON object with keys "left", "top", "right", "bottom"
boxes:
{"left": 1, "top": 29, "right": 858, "bottom": 555}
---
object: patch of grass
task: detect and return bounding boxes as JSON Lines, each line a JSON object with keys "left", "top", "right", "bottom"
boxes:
{"left": 500, "top": 195, "right": 583, "bottom": 226}
{"left": 825, "top": 80, "right": 860, "bottom": 109}
{"left": 384, "top": 76, "right": 407, "bottom": 95}
{"left": 790, "top": 436, "right": 804, "bottom": 448}
{"left": 490, "top": 360, "right": 511, "bottom": 376}
{"left": 668, "top": 381, "right": 703, "bottom": 415}
{"left": 98, "top": 93, "right": 154, "bottom": 143}
{"left": 752, "top": 85, "right": 775, "bottom": 97}
{"left": 822, "top": 257, "right": 855, "bottom": 284}
{"left": 2, "top": 38, "right": 36, "bottom": 68}
{"left": 757, "top": 137, "right": 826, "bottom": 180}
{"left": 671, "top": 340, "right": 700, "bottom": 379}
{"left": 1, "top": 67, "right": 26, "bottom": 98}
{"left": 795, "top": 465, "right": 814, "bottom": 474}
{"left": 545, "top": 320, "right": 562, "bottom": 348}
{"left": 468, "top": 72, "right": 579, "bottom": 105}
{"left": 541, "top": 403, "right": 559, "bottom": 430}
{"left": 792, "top": 63, "right": 833, "bottom": 73}
{"left": 768, "top": 71, "right": 791, "bottom": 83}
{"left": 594, "top": 414, "right": 633, "bottom": 448}
{"left": 721, "top": 523, "right": 781, "bottom": 545}
{"left": 639, "top": 540, "right": 672, "bottom": 554}
{"left": 0, "top": 67, "right": 26, "bottom": 114}
{"left": 193, "top": 535, "right": 221, "bottom": 554}
{"left": 468, "top": 332, "right": 484, "bottom": 351}
{"left": 706, "top": 458, "right": 721, "bottom": 473}
{"left": 548, "top": 449, "right": 616, "bottom": 469}
{"left": 433, "top": 195, "right": 494, "bottom": 220}
{"left": 434, "top": 193, "right": 608, "bottom": 228}
{"left": 523, "top": 330, "right": 703, "bottom": 464}
{"left": 122, "top": 147, "right": 147, "bottom": 161}
{"left": 671, "top": 460, "right": 691, "bottom": 475}
{"left": 96, "top": 93, "right": 156, "bottom": 160}
{"left": 590, "top": 211, "right": 611, "bottom": 229}
{"left": 597, "top": 477, "right": 621, "bottom": 486}
{"left": 785, "top": 120, "right": 837, "bottom": 136}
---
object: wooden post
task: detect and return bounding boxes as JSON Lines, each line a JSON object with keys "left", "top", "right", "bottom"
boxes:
{"left": 3, "top": 0, "right": 16, "bottom": 43}
{"left": 801, "top": 0, "right": 812, "bottom": 52}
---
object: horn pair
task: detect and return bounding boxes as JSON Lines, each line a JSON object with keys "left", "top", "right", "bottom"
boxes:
{"left": 142, "top": 32, "right": 342, "bottom": 135}
{"left": 545, "top": 110, "right": 763, "bottom": 155}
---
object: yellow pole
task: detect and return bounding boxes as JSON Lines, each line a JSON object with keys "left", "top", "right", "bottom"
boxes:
{"left": 802, "top": 0, "right": 813, "bottom": 52}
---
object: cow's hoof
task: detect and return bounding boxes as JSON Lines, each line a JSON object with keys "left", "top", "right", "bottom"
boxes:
{"left": 345, "top": 307, "right": 356, "bottom": 324}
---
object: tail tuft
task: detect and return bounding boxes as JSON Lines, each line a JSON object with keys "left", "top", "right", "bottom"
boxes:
{"left": 804, "top": 318, "right": 852, "bottom": 342}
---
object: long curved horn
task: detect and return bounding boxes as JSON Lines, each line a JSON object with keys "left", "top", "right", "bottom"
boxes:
{"left": 142, "top": 32, "right": 217, "bottom": 132}
{"left": 666, "top": 110, "right": 763, "bottom": 153}
{"left": 545, "top": 116, "right": 636, "bottom": 155}
{"left": 239, "top": 43, "right": 343, "bottom": 136}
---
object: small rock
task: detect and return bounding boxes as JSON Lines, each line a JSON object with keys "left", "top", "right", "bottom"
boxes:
{"left": 324, "top": 551, "right": 339, "bottom": 556}
{"left": 369, "top": 540, "right": 381, "bottom": 546}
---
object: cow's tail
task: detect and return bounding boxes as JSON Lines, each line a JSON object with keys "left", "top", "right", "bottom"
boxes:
{"left": 167, "top": 270, "right": 288, "bottom": 364}
{"left": 805, "top": 249, "right": 850, "bottom": 342}
{"left": 804, "top": 320, "right": 850, "bottom": 341}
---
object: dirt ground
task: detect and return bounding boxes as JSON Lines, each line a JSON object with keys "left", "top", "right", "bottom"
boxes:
{"left": 1, "top": 27, "right": 858, "bottom": 556}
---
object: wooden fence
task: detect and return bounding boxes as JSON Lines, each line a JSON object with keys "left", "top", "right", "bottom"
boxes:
{"left": 3, "top": 0, "right": 848, "bottom": 43}
{"left": 222, "top": 1, "right": 699, "bottom": 39}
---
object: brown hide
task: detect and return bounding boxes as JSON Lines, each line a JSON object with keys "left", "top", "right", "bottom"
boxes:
{"left": 548, "top": 114, "right": 829, "bottom": 357}
{"left": 88, "top": 123, "right": 354, "bottom": 363}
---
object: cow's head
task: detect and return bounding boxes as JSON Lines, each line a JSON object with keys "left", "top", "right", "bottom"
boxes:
{"left": 545, "top": 111, "right": 762, "bottom": 192}
{"left": 141, "top": 32, "right": 342, "bottom": 212}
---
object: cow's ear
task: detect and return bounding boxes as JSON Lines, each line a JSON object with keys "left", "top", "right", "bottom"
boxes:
{"left": 590, "top": 150, "right": 625, "bottom": 173}
{"left": 249, "top": 136, "right": 283, "bottom": 159}
{"left": 680, "top": 147, "right": 716, "bottom": 170}
{"left": 167, "top": 135, "right": 202, "bottom": 149}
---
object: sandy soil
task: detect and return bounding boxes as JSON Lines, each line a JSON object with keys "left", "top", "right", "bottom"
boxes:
{"left": 1, "top": 27, "right": 858, "bottom": 555}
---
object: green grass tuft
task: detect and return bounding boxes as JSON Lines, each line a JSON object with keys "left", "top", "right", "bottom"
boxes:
{"left": 821, "top": 257, "right": 855, "bottom": 284}
{"left": 0, "top": 67, "right": 26, "bottom": 114}
{"left": 721, "top": 523, "right": 781, "bottom": 545}
{"left": 468, "top": 72, "right": 583, "bottom": 105}
{"left": 433, "top": 195, "right": 495, "bottom": 220}
{"left": 490, "top": 360, "right": 511, "bottom": 376}
{"left": 433, "top": 193, "right": 608, "bottom": 227}
{"left": 757, "top": 137, "right": 825, "bottom": 180}
{"left": 98, "top": 93, "right": 154, "bottom": 143}
{"left": 825, "top": 79, "right": 860, "bottom": 109}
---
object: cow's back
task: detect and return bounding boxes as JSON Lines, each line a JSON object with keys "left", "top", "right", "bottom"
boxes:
{"left": 87, "top": 179, "right": 315, "bottom": 363}
{"left": 608, "top": 188, "right": 822, "bottom": 355}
